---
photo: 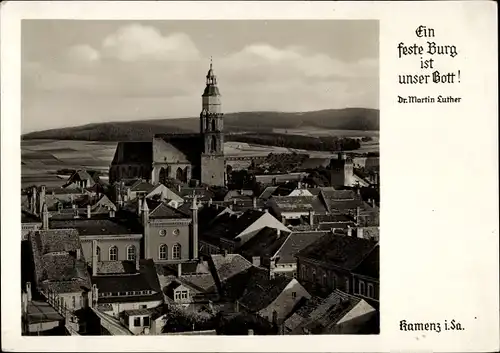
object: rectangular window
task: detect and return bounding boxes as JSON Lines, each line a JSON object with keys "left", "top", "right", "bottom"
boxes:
{"left": 143, "top": 316, "right": 150, "bottom": 327}
{"left": 181, "top": 290, "right": 188, "bottom": 299}
{"left": 174, "top": 292, "right": 181, "bottom": 300}
{"left": 134, "top": 317, "right": 141, "bottom": 327}
{"left": 140, "top": 305, "right": 147, "bottom": 309}
{"left": 72, "top": 296, "right": 76, "bottom": 308}
{"left": 292, "top": 292, "right": 296, "bottom": 299}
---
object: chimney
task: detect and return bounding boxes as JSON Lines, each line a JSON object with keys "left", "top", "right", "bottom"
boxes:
{"left": 191, "top": 196, "right": 199, "bottom": 260}
{"left": 91, "top": 284, "right": 98, "bottom": 307}
{"left": 138, "top": 198, "right": 143, "bottom": 216}
{"left": 31, "top": 186, "right": 37, "bottom": 214}
{"left": 252, "top": 197, "right": 257, "bottom": 209}
{"left": 117, "top": 192, "right": 123, "bottom": 208}
{"left": 42, "top": 203, "right": 49, "bottom": 230}
{"left": 356, "top": 206, "right": 361, "bottom": 225}
{"left": 177, "top": 263, "right": 182, "bottom": 277}
{"left": 208, "top": 198, "right": 213, "bottom": 206}
{"left": 223, "top": 249, "right": 228, "bottom": 257}
{"left": 136, "top": 256, "right": 140, "bottom": 272}
{"left": 109, "top": 209, "right": 115, "bottom": 218}
{"left": 87, "top": 204, "right": 91, "bottom": 219}
{"left": 309, "top": 210, "right": 315, "bottom": 226}
{"left": 371, "top": 199, "right": 376, "bottom": 207}
{"left": 143, "top": 199, "right": 149, "bottom": 223}
{"left": 92, "top": 240, "right": 98, "bottom": 276}
{"left": 248, "top": 329, "right": 254, "bottom": 336}
{"left": 347, "top": 227, "right": 352, "bottom": 237}
{"left": 233, "top": 199, "right": 237, "bottom": 205}
{"left": 357, "top": 227, "right": 364, "bottom": 239}
{"left": 177, "top": 184, "right": 181, "bottom": 193}
{"left": 39, "top": 185, "right": 46, "bottom": 215}
{"left": 276, "top": 229, "right": 281, "bottom": 238}
{"left": 26, "top": 282, "right": 32, "bottom": 302}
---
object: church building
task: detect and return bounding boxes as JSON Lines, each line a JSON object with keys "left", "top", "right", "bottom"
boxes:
{"left": 110, "top": 61, "right": 226, "bottom": 187}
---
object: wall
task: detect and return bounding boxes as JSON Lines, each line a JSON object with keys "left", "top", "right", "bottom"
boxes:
{"left": 235, "top": 212, "right": 290, "bottom": 246}
{"left": 80, "top": 237, "right": 142, "bottom": 263}
{"left": 334, "top": 300, "right": 377, "bottom": 334}
{"left": 126, "top": 314, "right": 152, "bottom": 335}
{"left": 298, "top": 259, "right": 351, "bottom": 294}
{"left": 353, "top": 276, "right": 379, "bottom": 302}
{"left": 146, "top": 219, "right": 191, "bottom": 262}
{"left": 271, "top": 263, "right": 297, "bottom": 278}
{"left": 201, "top": 155, "right": 225, "bottom": 187}
{"left": 22, "top": 223, "right": 41, "bottom": 240}
{"left": 108, "top": 299, "right": 163, "bottom": 318}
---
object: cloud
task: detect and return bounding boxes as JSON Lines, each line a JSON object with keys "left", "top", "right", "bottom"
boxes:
{"left": 100, "top": 24, "right": 200, "bottom": 62}
{"left": 65, "top": 44, "right": 101, "bottom": 64}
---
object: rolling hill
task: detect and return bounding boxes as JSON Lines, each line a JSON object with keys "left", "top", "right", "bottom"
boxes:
{"left": 22, "top": 108, "right": 379, "bottom": 142}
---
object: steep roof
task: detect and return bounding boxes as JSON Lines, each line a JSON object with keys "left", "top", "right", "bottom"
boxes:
{"left": 238, "top": 273, "right": 293, "bottom": 312}
{"left": 29, "top": 229, "right": 92, "bottom": 293}
{"left": 50, "top": 217, "right": 143, "bottom": 236}
{"left": 153, "top": 134, "right": 202, "bottom": 164}
{"left": 269, "top": 195, "right": 327, "bottom": 213}
{"left": 297, "top": 233, "right": 377, "bottom": 271}
{"left": 129, "top": 180, "right": 155, "bottom": 193}
{"left": 111, "top": 141, "right": 153, "bottom": 165}
{"left": 352, "top": 245, "right": 379, "bottom": 280}
{"left": 201, "top": 209, "right": 266, "bottom": 241}
{"left": 210, "top": 254, "right": 253, "bottom": 284}
{"left": 92, "top": 259, "right": 162, "bottom": 303}
{"left": 239, "top": 227, "right": 289, "bottom": 260}
{"left": 149, "top": 202, "right": 191, "bottom": 220}
{"left": 275, "top": 231, "right": 328, "bottom": 264}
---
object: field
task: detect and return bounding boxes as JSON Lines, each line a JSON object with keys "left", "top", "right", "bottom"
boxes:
{"left": 21, "top": 134, "right": 379, "bottom": 188}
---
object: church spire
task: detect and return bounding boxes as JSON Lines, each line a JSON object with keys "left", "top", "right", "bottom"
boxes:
{"left": 206, "top": 57, "right": 217, "bottom": 86}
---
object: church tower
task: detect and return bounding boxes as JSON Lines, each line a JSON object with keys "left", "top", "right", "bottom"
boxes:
{"left": 200, "top": 59, "right": 226, "bottom": 186}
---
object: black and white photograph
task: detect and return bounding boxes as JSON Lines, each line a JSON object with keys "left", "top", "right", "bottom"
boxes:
{"left": 19, "top": 19, "right": 380, "bottom": 336}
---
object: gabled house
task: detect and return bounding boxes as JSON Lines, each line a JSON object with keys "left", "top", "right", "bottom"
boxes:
{"left": 296, "top": 233, "right": 378, "bottom": 296}
{"left": 283, "top": 289, "right": 376, "bottom": 335}
{"left": 199, "top": 209, "right": 291, "bottom": 255}
{"left": 236, "top": 270, "right": 311, "bottom": 326}
{"left": 270, "top": 231, "right": 328, "bottom": 278}
{"left": 64, "top": 170, "right": 96, "bottom": 189}
{"left": 352, "top": 245, "right": 379, "bottom": 307}
{"left": 267, "top": 195, "right": 328, "bottom": 226}
{"left": 29, "top": 228, "right": 92, "bottom": 312}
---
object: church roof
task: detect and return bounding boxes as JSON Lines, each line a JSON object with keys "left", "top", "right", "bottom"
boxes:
{"left": 153, "top": 134, "right": 202, "bottom": 165}
{"left": 111, "top": 142, "right": 152, "bottom": 165}
{"left": 202, "top": 85, "right": 220, "bottom": 96}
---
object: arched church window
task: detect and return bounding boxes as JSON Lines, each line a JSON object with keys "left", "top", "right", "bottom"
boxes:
{"left": 172, "top": 244, "right": 181, "bottom": 260}
{"left": 211, "top": 119, "right": 216, "bottom": 132}
{"left": 109, "top": 246, "right": 118, "bottom": 261}
{"left": 176, "top": 167, "right": 184, "bottom": 182}
{"left": 211, "top": 136, "right": 217, "bottom": 153}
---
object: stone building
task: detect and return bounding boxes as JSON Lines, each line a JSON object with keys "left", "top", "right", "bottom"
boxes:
{"left": 110, "top": 61, "right": 226, "bottom": 187}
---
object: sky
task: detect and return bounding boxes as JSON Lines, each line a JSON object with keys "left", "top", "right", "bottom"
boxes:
{"left": 21, "top": 20, "right": 379, "bottom": 133}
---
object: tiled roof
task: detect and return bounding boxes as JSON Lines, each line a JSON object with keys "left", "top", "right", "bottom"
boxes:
{"left": 238, "top": 273, "right": 292, "bottom": 312}
{"left": 178, "top": 187, "right": 215, "bottom": 201}
{"left": 130, "top": 180, "right": 155, "bottom": 193}
{"left": 210, "top": 254, "right": 253, "bottom": 284}
{"left": 352, "top": 245, "right": 379, "bottom": 280}
{"left": 149, "top": 202, "right": 191, "bottom": 220}
{"left": 97, "top": 261, "right": 138, "bottom": 275}
{"left": 29, "top": 229, "right": 92, "bottom": 293}
{"left": 285, "top": 290, "right": 362, "bottom": 332}
{"left": 275, "top": 231, "right": 328, "bottom": 264}
{"left": 50, "top": 217, "right": 143, "bottom": 236}
{"left": 258, "top": 186, "right": 278, "bottom": 200}
{"left": 181, "top": 274, "right": 217, "bottom": 293}
{"left": 111, "top": 142, "right": 153, "bottom": 165}
{"left": 270, "top": 196, "right": 327, "bottom": 213}
{"left": 224, "top": 189, "right": 254, "bottom": 201}
{"left": 239, "top": 227, "right": 289, "bottom": 260}
{"left": 92, "top": 259, "right": 162, "bottom": 300}
{"left": 201, "top": 209, "right": 265, "bottom": 241}
{"left": 317, "top": 222, "right": 356, "bottom": 231}
{"left": 297, "top": 233, "right": 377, "bottom": 271}
{"left": 315, "top": 213, "right": 352, "bottom": 223}
{"left": 155, "top": 134, "right": 203, "bottom": 164}
{"left": 22, "top": 210, "right": 40, "bottom": 224}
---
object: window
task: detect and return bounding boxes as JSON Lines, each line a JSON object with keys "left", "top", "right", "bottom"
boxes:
{"left": 143, "top": 316, "right": 150, "bottom": 327}
{"left": 72, "top": 296, "right": 76, "bottom": 309}
{"left": 60, "top": 297, "right": 65, "bottom": 308}
{"left": 134, "top": 317, "right": 141, "bottom": 327}
{"left": 172, "top": 243, "right": 181, "bottom": 260}
{"left": 172, "top": 228, "right": 180, "bottom": 236}
{"left": 79, "top": 296, "right": 83, "bottom": 308}
{"left": 127, "top": 245, "right": 136, "bottom": 261}
{"left": 322, "top": 273, "right": 327, "bottom": 286}
{"left": 159, "top": 244, "right": 168, "bottom": 260}
{"left": 367, "top": 283, "right": 374, "bottom": 298}
{"left": 292, "top": 292, "right": 296, "bottom": 299}
{"left": 140, "top": 305, "right": 147, "bottom": 309}
{"left": 96, "top": 246, "right": 101, "bottom": 262}
{"left": 175, "top": 292, "right": 181, "bottom": 300}
{"left": 358, "top": 280, "right": 366, "bottom": 296}
{"left": 181, "top": 290, "right": 188, "bottom": 299}
{"left": 159, "top": 229, "right": 167, "bottom": 236}
{"left": 311, "top": 269, "right": 316, "bottom": 283}
{"left": 292, "top": 271, "right": 297, "bottom": 279}
{"left": 109, "top": 246, "right": 118, "bottom": 261}
{"left": 301, "top": 266, "right": 306, "bottom": 279}
{"left": 345, "top": 278, "right": 350, "bottom": 293}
